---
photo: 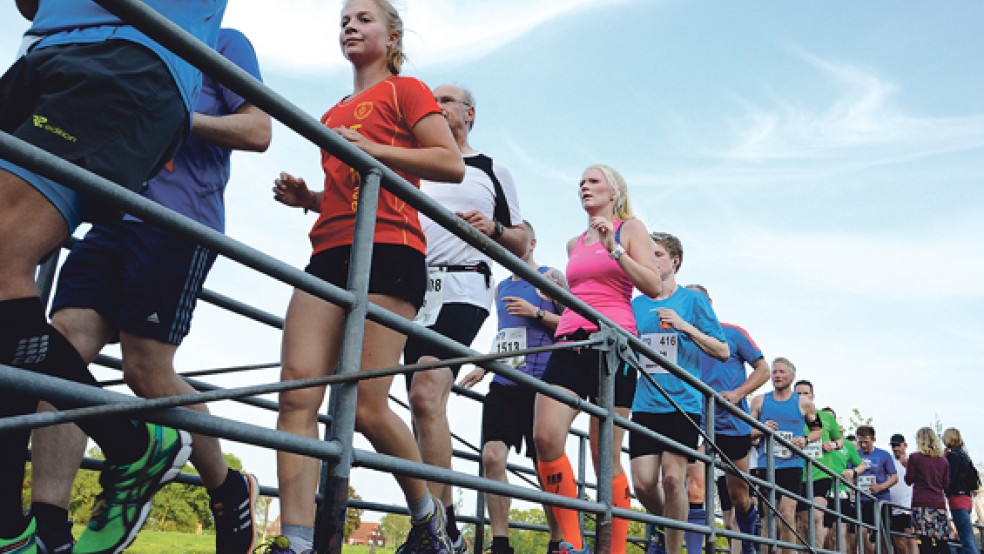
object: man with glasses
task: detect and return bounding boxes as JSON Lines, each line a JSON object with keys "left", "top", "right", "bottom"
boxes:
{"left": 403, "top": 83, "right": 527, "bottom": 552}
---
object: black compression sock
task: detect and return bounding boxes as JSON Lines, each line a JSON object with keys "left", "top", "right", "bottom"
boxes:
{"left": 0, "top": 297, "right": 147, "bottom": 464}
{"left": 445, "top": 505, "right": 460, "bottom": 541}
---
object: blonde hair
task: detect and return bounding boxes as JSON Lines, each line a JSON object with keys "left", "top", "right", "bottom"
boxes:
{"left": 586, "top": 163, "right": 635, "bottom": 220}
{"left": 916, "top": 427, "right": 944, "bottom": 457}
{"left": 943, "top": 427, "right": 965, "bottom": 450}
{"left": 345, "top": 0, "right": 406, "bottom": 74}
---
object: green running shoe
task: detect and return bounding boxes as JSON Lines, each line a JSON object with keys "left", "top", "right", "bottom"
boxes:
{"left": 0, "top": 517, "right": 36, "bottom": 553}
{"left": 74, "top": 423, "right": 192, "bottom": 554}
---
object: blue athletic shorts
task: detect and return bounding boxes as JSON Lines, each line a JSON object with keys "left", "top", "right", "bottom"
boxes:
{"left": 51, "top": 220, "right": 217, "bottom": 345}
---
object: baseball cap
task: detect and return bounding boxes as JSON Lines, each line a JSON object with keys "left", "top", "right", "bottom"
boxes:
{"left": 890, "top": 433, "right": 905, "bottom": 446}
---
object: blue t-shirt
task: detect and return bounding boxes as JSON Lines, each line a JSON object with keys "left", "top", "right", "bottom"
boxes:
{"left": 30, "top": 0, "right": 228, "bottom": 115}
{"left": 492, "top": 267, "right": 560, "bottom": 386}
{"left": 757, "top": 391, "right": 805, "bottom": 469}
{"left": 858, "top": 447, "right": 897, "bottom": 502}
{"left": 136, "top": 28, "right": 262, "bottom": 231}
{"left": 631, "top": 286, "right": 725, "bottom": 415}
{"left": 700, "top": 323, "right": 763, "bottom": 437}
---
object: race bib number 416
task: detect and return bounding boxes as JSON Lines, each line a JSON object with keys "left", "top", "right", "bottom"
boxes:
{"left": 639, "top": 332, "right": 679, "bottom": 373}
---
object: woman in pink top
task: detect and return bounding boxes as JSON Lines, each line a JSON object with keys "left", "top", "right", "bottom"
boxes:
{"left": 533, "top": 164, "right": 660, "bottom": 554}
{"left": 905, "top": 427, "right": 953, "bottom": 554}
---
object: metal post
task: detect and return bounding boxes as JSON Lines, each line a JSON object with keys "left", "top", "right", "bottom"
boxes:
{"left": 705, "top": 395, "right": 717, "bottom": 554}
{"left": 805, "top": 462, "right": 815, "bottom": 549}
{"left": 36, "top": 248, "right": 61, "bottom": 305}
{"left": 766, "top": 436, "right": 777, "bottom": 552}
{"left": 833, "top": 481, "right": 843, "bottom": 553}
{"left": 594, "top": 334, "right": 616, "bottom": 553}
{"left": 314, "top": 168, "right": 382, "bottom": 554}
{"left": 475, "top": 426, "right": 487, "bottom": 553}
{"left": 577, "top": 433, "right": 588, "bottom": 532}
{"left": 873, "top": 501, "right": 882, "bottom": 554}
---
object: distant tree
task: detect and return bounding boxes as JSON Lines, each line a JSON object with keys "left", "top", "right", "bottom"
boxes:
{"left": 508, "top": 507, "right": 550, "bottom": 554}
{"left": 379, "top": 512, "right": 411, "bottom": 546}
{"left": 848, "top": 408, "right": 873, "bottom": 435}
{"left": 930, "top": 413, "right": 944, "bottom": 437}
{"left": 345, "top": 485, "right": 363, "bottom": 539}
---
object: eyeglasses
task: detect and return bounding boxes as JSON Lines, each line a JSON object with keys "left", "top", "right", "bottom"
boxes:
{"left": 435, "top": 96, "right": 472, "bottom": 107}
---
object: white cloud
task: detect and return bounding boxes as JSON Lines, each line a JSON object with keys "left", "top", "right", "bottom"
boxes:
{"left": 726, "top": 50, "right": 984, "bottom": 162}
{"left": 223, "top": 0, "right": 620, "bottom": 73}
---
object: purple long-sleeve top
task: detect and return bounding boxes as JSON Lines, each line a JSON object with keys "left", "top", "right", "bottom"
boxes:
{"left": 905, "top": 452, "right": 950, "bottom": 509}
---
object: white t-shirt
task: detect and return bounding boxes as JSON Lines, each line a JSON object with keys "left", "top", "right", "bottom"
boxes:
{"left": 419, "top": 153, "right": 522, "bottom": 309}
{"left": 888, "top": 456, "right": 913, "bottom": 515}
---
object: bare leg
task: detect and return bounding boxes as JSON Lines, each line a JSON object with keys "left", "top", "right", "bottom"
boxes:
{"left": 119, "top": 333, "right": 228, "bottom": 488}
{"left": 277, "top": 290, "right": 429, "bottom": 528}
{"left": 482, "top": 441, "right": 511, "bottom": 538}
{"left": 407, "top": 359, "right": 454, "bottom": 505}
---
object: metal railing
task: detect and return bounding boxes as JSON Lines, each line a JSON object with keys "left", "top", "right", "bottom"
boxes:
{"left": 0, "top": 1, "right": 918, "bottom": 553}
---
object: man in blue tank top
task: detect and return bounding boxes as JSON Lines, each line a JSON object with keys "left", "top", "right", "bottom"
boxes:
{"left": 0, "top": 3, "right": 226, "bottom": 552}
{"left": 459, "top": 221, "right": 566, "bottom": 554}
{"left": 749, "top": 358, "right": 821, "bottom": 554}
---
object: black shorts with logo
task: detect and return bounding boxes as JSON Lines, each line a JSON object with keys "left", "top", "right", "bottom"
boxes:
{"left": 482, "top": 382, "right": 538, "bottom": 460}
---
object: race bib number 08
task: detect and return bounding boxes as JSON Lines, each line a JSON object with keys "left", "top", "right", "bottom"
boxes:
{"left": 413, "top": 268, "right": 445, "bottom": 327}
{"left": 804, "top": 440, "right": 823, "bottom": 460}
{"left": 639, "top": 332, "right": 678, "bottom": 374}
{"left": 492, "top": 327, "right": 526, "bottom": 368}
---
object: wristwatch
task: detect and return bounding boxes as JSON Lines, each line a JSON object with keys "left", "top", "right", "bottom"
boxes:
{"left": 491, "top": 220, "right": 504, "bottom": 239}
{"left": 609, "top": 243, "right": 626, "bottom": 260}
{"left": 536, "top": 308, "right": 546, "bottom": 320}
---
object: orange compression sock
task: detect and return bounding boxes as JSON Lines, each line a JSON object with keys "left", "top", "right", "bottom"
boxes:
{"left": 537, "top": 455, "right": 583, "bottom": 550}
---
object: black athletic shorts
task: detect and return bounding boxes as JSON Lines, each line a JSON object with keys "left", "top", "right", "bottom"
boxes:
{"left": 305, "top": 244, "right": 427, "bottom": 310}
{"left": 715, "top": 434, "right": 753, "bottom": 462}
{"left": 629, "top": 411, "right": 702, "bottom": 462}
{"left": 752, "top": 467, "right": 803, "bottom": 504}
{"left": 717, "top": 474, "right": 733, "bottom": 511}
{"left": 890, "top": 510, "right": 912, "bottom": 533}
{"left": 823, "top": 497, "right": 857, "bottom": 528}
{"left": 540, "top": 329, "right": 637, "bottom": 408}
{"left": 482, "top": 382, "right": 537, "bottom": 460}
{"left": 403, "top": 302, "right": 488, "bottom": 387}
{"left": 0, "top": 41, "right": 186, "bottom": 227}
{"left": 796, "top": 478, "right": 833, "bottom": 512}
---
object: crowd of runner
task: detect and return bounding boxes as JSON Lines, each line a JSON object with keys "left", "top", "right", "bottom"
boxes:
{"left": 0, "top": 2, "right": 979, "bottom": 554}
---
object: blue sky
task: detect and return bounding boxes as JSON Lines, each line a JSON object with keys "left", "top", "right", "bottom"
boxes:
{"left": 3, "top": 0, "right": 983, "bottom": 521}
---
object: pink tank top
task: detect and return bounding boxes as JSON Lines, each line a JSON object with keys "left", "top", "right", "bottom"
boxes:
{"left": 555, "top": 221, "right": 637, "bottom": 337}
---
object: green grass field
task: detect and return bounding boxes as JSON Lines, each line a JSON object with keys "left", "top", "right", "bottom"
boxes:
{"left": 72, "top": 528, "right": 397, "bottom": 553}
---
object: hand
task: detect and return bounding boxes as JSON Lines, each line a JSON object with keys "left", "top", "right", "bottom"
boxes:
{"left": 273, "top": 172, "right": 314, "bottom": 209}
{"left": 870, "top": 483, "right": 883, "bottom": 494}
{"left": 456, "top": 210, "right": 495, "bottom": 237}
{"left": 657, "top": 308, "right": 684, "bottom": 330}
{"left": 502, "top": 296, "right": 536, "bottom": 318}
{"left": 333, "top": 126, "right": 378, "bottom": 157}
{"left": 458, "top": 367, "right": 486, "bottom": 388}
{"left": 791, "top": 436, "right": 807, "bottom": 449}
{"left": 765, "top": 420, "right": 778, "bottom": 431}
{"left": 822, "top": 441, "right": 835, "bottom": 453}
{"left": 589, "top": 216, "right": 615, "bottom": 252}
{"left": 721, "top": 390, "right": 742, "bottom": 405}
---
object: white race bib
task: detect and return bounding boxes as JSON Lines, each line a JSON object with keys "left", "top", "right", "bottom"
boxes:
{"left": 492, "top": 327, "right": 526, "bottom": 368}
{"left": 775, "top": 431, "right": 793, "bottom": 459}
{"left": 804, "top": 440, "right": 823, "bottom": 460}
{"left": 857, "top": 474, "right": 875, "bottom": 495}
{"left": 413, "top": 268, "right": 445, "bottom": 327}
{"left": 639, "top": 332, "right": 679, "bottom": 374}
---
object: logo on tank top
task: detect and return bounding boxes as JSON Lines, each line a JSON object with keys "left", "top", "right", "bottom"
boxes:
{"left": 354, "top": 101, "right": 373, "bottom": 120}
